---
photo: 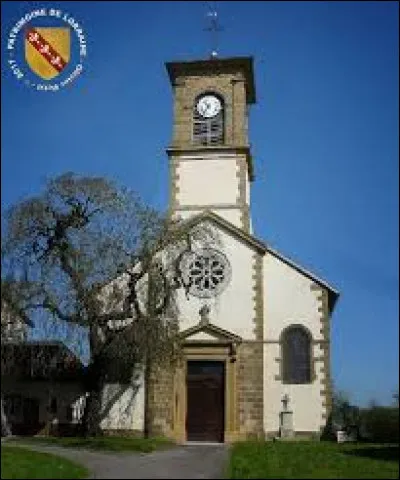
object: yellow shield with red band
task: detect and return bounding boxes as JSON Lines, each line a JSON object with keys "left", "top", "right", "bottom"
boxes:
{"left": 25, "top": 27, "right": 70, "bottom": 80}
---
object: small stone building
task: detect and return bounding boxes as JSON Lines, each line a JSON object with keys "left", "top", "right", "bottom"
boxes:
{"left": 1, "top": 340, "right": 85, "bottom": 435}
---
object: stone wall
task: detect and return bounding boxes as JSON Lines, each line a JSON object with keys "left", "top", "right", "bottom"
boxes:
{"left": 148, "top": 365, "right": 174, "bottom": 437}
{"left": 237, "top": 342, "right": 264, "bottom": 439}
{"left": 171, "top": 72, "right": 248, "bottom": 149}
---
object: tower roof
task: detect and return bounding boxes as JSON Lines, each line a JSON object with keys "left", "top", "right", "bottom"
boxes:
{"left": 165, "top": 56, "right": 256, "bottom": 104}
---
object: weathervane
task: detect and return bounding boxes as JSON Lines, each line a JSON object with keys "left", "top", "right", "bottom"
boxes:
{"left": 204, "top": 2, "right": 223, "bottom": 58}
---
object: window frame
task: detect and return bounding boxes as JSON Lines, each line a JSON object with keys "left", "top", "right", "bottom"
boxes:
{"left": 192, "top": 92, "right": 225, "bottom": 146}
{"left": 280, "top": 325, "right": 313, "bottom": 385}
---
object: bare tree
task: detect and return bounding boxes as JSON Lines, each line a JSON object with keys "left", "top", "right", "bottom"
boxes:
{"left": 1, "top": 172, "right": 213, "bottom": 436}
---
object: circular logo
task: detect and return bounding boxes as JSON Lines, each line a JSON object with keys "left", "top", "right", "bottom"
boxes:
{"left": 6, "top": 8, "right": 87, "bottom": 91}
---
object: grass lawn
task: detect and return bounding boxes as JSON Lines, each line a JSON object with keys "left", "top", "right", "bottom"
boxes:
{"left": 9, "top": 435, "right": 175, "bottom": 453}
{"left": 227, "top": 441, "right": 399, "bottom": 479}
{"left": 1, "top": 445, "right": 89, "bottom": 479}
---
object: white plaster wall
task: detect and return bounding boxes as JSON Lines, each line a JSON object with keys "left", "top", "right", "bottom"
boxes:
{"left": 177, "top": 156, "right": 239, "bottom": 206}
{"left": 263, "top": 252, "right": 326, "bottom": 434}
{"left": 176, "top": 209, "right": 243, "bottom": 230}
{"left": 176, "top": 226, "right": 256, "bottom": 340}
{"left": 245, "top": 166, "right": 250, "bottom": 206}
{"left": 263, "top": 253, "right": 322, "bottom": 340}
{"left": 100, "top": 375, "right": 144, "bottom": 431}
{"left": 264, "top": 343, "right": 326, "bottom": 433}
{"left": 245, "top": 168, "right": 253, "bottom": 235}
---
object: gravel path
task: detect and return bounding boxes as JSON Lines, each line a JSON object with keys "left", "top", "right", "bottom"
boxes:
{"left": 7, "top": 442, "right": 230, "bottom": 479}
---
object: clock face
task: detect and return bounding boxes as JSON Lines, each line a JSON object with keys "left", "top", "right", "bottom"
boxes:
{"left": 196, "top": 95, "right": 222, "bottom": 118}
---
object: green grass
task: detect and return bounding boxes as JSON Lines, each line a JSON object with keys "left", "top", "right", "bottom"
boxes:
{"left": 9, "top": 435, "right": 175, "bottom": 453}
{"left": 227, "top": 441, "right": 399, "bottom": 479}
{"left": 1, "top": 445, "right": 89, "bottom": 479}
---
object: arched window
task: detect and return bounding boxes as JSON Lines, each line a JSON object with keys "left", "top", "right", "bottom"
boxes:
{"left": 193, "top": 93, "right": 224, "bottom": 146}
{"left": 281, "top": 326, "right": 312, "bottom": 384}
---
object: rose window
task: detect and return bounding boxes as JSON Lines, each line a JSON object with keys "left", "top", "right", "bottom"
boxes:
{"left": 181, "top": 248, "right": 231, "bottom": 298}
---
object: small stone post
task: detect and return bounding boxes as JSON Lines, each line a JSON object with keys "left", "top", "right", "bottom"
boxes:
{"left": 279, "top": 393, "right": 294, "bottom": 438}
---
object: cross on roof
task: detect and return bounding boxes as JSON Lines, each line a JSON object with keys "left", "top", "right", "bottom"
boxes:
{"left": 204, "top": 2, "right": 223, "bottom": 58}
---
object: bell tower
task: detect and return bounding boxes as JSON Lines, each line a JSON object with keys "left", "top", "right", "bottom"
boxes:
{"left": 166, "top": 57, "right": 256, "bottom": 233}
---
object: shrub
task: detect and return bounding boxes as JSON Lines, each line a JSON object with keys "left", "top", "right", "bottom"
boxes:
{"left": 360, "top": 406, "right": 399, "bottom": 443}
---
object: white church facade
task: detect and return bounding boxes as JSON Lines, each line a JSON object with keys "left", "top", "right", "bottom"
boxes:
{"left": 100, "top": 56, "right": 339, "bottom": 442}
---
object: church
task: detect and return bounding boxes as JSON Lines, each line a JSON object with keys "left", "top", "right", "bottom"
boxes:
{"left": 100, "top": 54, "right": 339, "bottom": 443}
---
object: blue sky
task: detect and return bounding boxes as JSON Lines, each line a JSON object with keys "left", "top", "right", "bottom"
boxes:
{"left": 1, "top": 1, "right": 398, "bottom": 407}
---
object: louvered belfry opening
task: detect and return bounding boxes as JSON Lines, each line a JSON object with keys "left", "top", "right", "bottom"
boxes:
{"left": 193, "top": 95, "right": 224, "bottom": 146}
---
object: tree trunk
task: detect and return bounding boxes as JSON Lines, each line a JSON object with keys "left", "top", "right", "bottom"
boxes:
{"left": 143, "top": 359, "right": 152, "bottom": 439}
{"left": 81, "top": 389, "right": 103, "bottom": 437}
{"left": 80, "top": 359, "right": 104, "bottom": 437}
{"left": 79, "top": 326, "right": 107, "bottom": 437}
{"left": 1, "top": 395, "right": 12, "bottom": 437}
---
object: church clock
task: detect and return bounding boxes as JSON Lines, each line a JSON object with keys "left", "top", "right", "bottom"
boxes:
{"left": 196, "top": 94, "right": 222, "bottom": 118}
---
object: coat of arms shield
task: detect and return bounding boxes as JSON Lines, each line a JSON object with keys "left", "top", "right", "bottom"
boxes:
{"left": 25, "top": 27, "right": 70, "bottom": 80}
